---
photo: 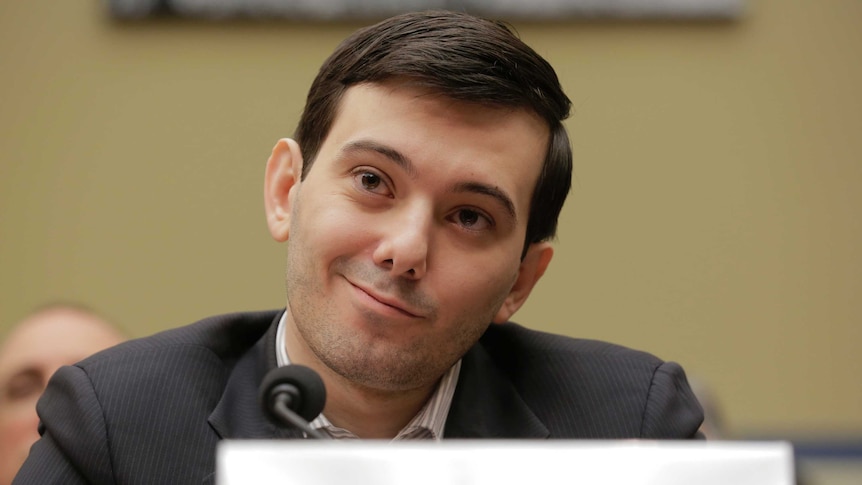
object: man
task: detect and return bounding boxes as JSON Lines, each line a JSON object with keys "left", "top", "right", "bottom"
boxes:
{"left": 0, "top": 304, "right": 125, "bottom": 485}
{"left": 15, "top": 10, "right": 703, "bottom": 484}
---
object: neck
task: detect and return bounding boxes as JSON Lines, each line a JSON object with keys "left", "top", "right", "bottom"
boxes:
{"left": 323, "top": 372, "right": 437, "bottom": 439}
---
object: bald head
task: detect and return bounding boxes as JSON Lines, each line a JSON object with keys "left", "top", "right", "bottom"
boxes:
{"left": 0, "top": 305, "right": 125, "bottom": 485}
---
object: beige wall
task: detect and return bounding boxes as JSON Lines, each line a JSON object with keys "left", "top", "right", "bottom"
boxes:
{"left": 1, "top": 1, "right": 860, "bottom": 438}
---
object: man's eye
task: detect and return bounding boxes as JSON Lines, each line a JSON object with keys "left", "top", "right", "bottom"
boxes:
{"left": 4, "top": 369, "right": 45, "bottom": 402}
{"left": 353, "top": 169, "right": 392, "bottom": 197}
{"left": 454, "top": 209, "right": 492, "bottom": 231}
{"left": 459, "top": 210, "right": 479, "bottom": 226}
{"left": 360, "top": 172, "right": 381, "bottom": 190}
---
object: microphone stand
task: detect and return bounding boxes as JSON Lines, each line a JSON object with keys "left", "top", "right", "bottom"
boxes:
{"left": 271, "top": 385, "right": 331, "bottom": 440}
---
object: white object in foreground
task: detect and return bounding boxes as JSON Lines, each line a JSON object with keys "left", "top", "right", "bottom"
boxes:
{"left": 217, "top": 440, "right": 794, "bottom": 485}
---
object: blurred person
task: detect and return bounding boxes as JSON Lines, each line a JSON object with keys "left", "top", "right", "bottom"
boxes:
{"left": 690, "top": 377, "right": 809, "bottom": 484}
{"left": 16, "top": 10, "right": 703, "bottom": 484}
{"left": 690, "top": 377, "right": 726, "bottom": 440}
{"left": 0, "top": 303, "right": 125, "bottom": 485}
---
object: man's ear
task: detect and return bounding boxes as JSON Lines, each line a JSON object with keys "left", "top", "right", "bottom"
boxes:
{"left": 264, "top": 138, "right": 303, "bottom": 242}
{"left": 492, "top": 242, "right": 554, "bottom": 324}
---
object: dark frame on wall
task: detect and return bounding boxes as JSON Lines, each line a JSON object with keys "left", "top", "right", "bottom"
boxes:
{"left": 107, "top": 0, "right": 744, "bottom": 21}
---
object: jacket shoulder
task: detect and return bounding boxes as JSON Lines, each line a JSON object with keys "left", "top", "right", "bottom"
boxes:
{"left": 89, "top": 310, "right": 279, "bottom": 361}
{"left": 480, "top": 321, "right": 665, "bottom": 370}
{"left": 55, "top": 310, "right": 277, "bottom": 423}
{"left": 29, "top": 310, "right": 281, "bottom": 483}
{"left": 478, "top": 322, "right": 702, "bottom": 438}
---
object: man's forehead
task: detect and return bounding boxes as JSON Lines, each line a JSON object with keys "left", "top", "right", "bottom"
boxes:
{"left": 331, "top": 83, "right": 549, "bottom": 175}
{"left": 0, "top": 310, "right": 123, "bottom": 369}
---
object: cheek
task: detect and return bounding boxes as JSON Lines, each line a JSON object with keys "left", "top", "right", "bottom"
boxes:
{"left": 319, "top": 215, "right": 379, "bottom": 261}
{"left": 0, "top": 400, "right": 41, "bottom": 445}
{"left": 293, "top": 196, "right": 378, "bottom": 256}
{"left": 436, "top": 255, "right": 519, "bottom": 314}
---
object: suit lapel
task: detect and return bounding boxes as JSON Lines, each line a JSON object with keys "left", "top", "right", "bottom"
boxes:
{"left": 444, "top": 340, "right": 549, "bottom": 439}
{"left": 207, "top": 312, "right": 305, "bottom": 441}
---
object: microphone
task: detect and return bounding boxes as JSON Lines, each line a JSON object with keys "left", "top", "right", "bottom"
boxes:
{"left": 259, "top": 364, "right": 329, "bottom": 439}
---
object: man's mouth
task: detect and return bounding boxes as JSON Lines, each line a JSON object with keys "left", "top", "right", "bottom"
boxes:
{"left": 349, "top": 280, "right": 425, "bottom": 319}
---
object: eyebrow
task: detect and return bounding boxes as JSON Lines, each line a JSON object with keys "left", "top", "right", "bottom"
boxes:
{"left": 342, "top": 140, "right": 416, "bottom": 176}
{"left": 453, "top": 182, "right": 517, "bottom": 224}
{"left": 341, "top": 139, "right": 517, "bottom": 223}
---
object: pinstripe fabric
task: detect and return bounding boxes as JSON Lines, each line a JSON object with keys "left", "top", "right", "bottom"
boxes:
{"left": 444, "top": 322, "right": 703, "bottom": 439}
{"left": 14, "top": 310, "right": 703, "bottom": 484}
{"left": 274, "top": 312, "right": 460, "bottom": 440}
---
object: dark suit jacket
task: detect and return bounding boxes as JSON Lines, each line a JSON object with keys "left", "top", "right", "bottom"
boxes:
{"left": 15, "top": 310, "right": 703, "bottom": 484}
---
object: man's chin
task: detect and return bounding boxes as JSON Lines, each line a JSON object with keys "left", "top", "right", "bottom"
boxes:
{"left": 324, "top": 354, "right": 437, "bottom": 393}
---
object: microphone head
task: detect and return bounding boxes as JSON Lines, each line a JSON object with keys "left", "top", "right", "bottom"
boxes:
{"left": 259, "top": 364, "right": 327, "bottom": 424}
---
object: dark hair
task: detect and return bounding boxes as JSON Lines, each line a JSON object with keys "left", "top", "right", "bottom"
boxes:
{"left": 295, "top": 10, "right": 572, "bottom": 249}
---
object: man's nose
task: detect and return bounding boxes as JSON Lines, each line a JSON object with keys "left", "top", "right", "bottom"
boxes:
{"left": 371, "top": 205, "right": 432, "bottom": 279}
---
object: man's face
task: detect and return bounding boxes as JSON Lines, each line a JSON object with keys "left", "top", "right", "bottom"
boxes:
{"left": 267, "top": 82, "right": 551, "bottom": 393}
{"left": 0, "top": 309, "right": 124, "bottom": 485}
